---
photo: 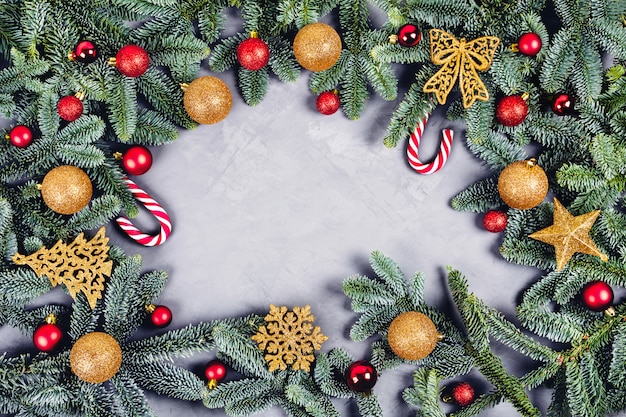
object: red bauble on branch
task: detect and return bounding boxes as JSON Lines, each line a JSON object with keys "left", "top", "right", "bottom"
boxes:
{"left": 33, "top": 314, "right": 63, "bottom": 352}
{"left": 316, "top": 90, "right": 340, "bottom": 115}
{"left": 146, "top": 304, "right": 172, "bottom": 328}
{"left": 551, "top": 93, "right": 575, "bottom": 116}
{"left": 391, "top": 24, "right": 421, "bottom": 47}
{"left": 345, "top": 360, "right": 378, "bottom": 393}
{"left": 450, "top": 381, "right": 476, "bottom": 407}
{"left": 111, "top": 45, "right": 150, "bottom": 77}
{"left": 119, "top": 145, "right": 153, "bottom": 176}
{"left": 57, "top": 94, "right": 84, "bottom": 122}
{"left": 237, "top": 32, "right": 270, "bottom": 71}
{"left": 8, "top": 125, "right": 33, "bottom": 148}
{"left": 205, "top": 360, "right": 227, "bottom": 389}
{"left": 482, "top": 210, "right": 508, "bottom": 233}
{"left": 69, "top": 40, "right": 98, "bottom": 63}
{"left": 581, "top": 281, "right": 614, "bottom": 312}
{"left": 517, "top": 33, "right": 542, "bottom": 56}
{"left": 496, "top": 94, "right": 529, "bottom": 127}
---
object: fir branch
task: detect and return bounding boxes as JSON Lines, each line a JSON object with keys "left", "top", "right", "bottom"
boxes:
{"left": 402, "top": 368, "right": 445, "bottom": 417}
{"left": 127, "top": 360, "right": 208, "bottom": 401}
{"left": 450, "top": 176, "right": 501, "bottom": 213}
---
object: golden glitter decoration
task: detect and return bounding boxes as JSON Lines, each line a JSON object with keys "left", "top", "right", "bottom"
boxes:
{"left": 13, "top": 227, "right": 112, "bottom": 309}
{"left": 387, "top": 311, "right": 438, "bottom": 361}
{"left": 529, "top": 198, "right": 608, "bottom": 271}
{"left": 252, "top": 304, "right": 328, "bottom": 372}
{"left": 183, "top": 76, "right": 232, "bottom": 124}
{"left": 423, "top": 29, "right": 500, "bottom": 108}
{"left": 497, "top": 158, "right": 548, "bottom": 210}
{"left": 40, "top": 165, "right": 92, "bottom": 215}
{"left": 292, "top": 22, "right": 342, "bottom": 72}
{"left": 70, "top": 332, "right": 122, "bottom": 383}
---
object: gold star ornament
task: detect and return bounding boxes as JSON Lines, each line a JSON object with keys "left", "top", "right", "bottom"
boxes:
{"left": 529, "top": 199, "right": 608, "bottom": 271}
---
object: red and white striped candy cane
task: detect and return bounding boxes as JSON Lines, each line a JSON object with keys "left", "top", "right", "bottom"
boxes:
{"left": 407, "top": 112, "right": 454, "bottom": 175}
{"left": 116, "top": 177, "right": 172, "bottom": 246}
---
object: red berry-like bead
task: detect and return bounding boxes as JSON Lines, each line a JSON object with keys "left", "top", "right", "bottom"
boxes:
{"left": 482, "top": 210, "right": 508, "bottom": 233}
{"left": 581, "top": 281, "right": 614, "bottom": 312}
{"left": 57, "top": 95, "right": 84, "bottom": 122}
{"left": 122, "top": 145, "right": 153, "bottom": 176}
{"left": 551, "top": 93, "right": 575, "bottom": 116}
{"left": 397, "top": 24, "right": 421, "bottom": 47}
{"left": 452, "top": 382, "right": 475, "bottom": 407}
{"left": 517, "top": 33, "right": 542, "bottom": 56}
{"left": 316, "top": 90, "right": 340, "bottom": 115}
{"left": 8, "top": 125, "right": 33, "bottom": 148}
{"left": 115, "top": 45, "right": 150, "bottom": 77}
{"left": 72, "top": 40, "right": 98, "bottom": 63}
{"left": 33, "top": 322, "right": 62, "bottom": 352}
{"left": 496, "top": 95, "right": 529, "bottom": 127}
{"left": 345, "top": 360, "right": 378, "bottom": 392}
{"left": 236, "top": 37, "right": 270, "bottom": 71}
{"left": 150, "top": 305, "right": 172, "bottom": 328}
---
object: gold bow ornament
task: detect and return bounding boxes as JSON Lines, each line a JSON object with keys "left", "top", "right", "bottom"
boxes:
{"left": 423, "top": 29, "right": 500, "bottom": 108}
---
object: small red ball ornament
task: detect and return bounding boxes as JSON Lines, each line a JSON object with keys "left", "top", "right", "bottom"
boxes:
{"left": 8, "top": 125, "right": 33, "bottom": 148}
{"left": 237, "top": 33, "right": 270, "bottom": 71}
{"left": 581, "top": 281, "right": 614, "bottom": 312}
{"left": 496, "top": 94, "right": 529, "bottom": 127}
{"left": 395, "top": 24, "right": 421, "bottom": 47}
{"left": 451, "top": 381, "right": 475, "bottom": 406}
{"left": 147, "top": 304, "right": 172, "bottom": 328}
{"left": 57, "top": 95, "right": 84, "bottom": 122}
{"left": 345, "top": 360, "right": 378, "bottom": 392}
{"left": 122, "top": 145, "right": 153, "bottom": 176}
{"left": 70, "top": 40, "right": 98, "bottom": 63}
{"left": 517, "top": 33, "right": 542, "bottom": 56}
{"left": 482, "top": 210, "right": 508, "bottom": 233}
{"left": 33, "top": 314, "right": 62, "bottom": 352}
{"left": 205, "top": 360, "right": 227, "bottom": 389}
{"left": 551, "top": 93, "right": 575, "bottom": 116}
{"left": 112, "top": 45, "right": 150, "bottom": 77}
{"left": 316, "top": 90, "right": 340, "bottom": 115}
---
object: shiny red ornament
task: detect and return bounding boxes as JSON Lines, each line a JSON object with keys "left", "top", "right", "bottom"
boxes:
{"left": 33, "top": 316, "right": 62, "bottom": 352}
{"left": 122, "top": 145, "right": 153, "bottom": 176}
{"left": 345, "top": 360, "right": 378, "bottom": 392}
{"left": 316, "top": 90, "right": 340, "bottom": 115}
{"left": 517, "top": 33, "right": 542, "bottom": 56}
{"left": 114, "top": 45, "right": 150, "bottom": 77}
{"left": 482, "top": 210, "right": 508, "bottom": 233}
{"left": 451, "top": 381, "right": 475, "bottom": 406}
{"left": 205, "top": 360, "right": 227, "bottom": 389}
{"left": 496, "top": 95, "right": 529, "bottom": 127}
{"left": 71, "top": 40, "right": 98, "bottom": 63}
{"left": 581, "top": 281, "right": 614, "bottom": 312}
{"left": 149, "top": 305, "right": 172, "bottom": 328}
{"left": 8, "top": 125, "right": 33, "bottom": 148}
{"left": 58, "top": 95, "right": 84, "bottom": 122}
{"left": 551, "top": 93, "right": 575, "bottom": 116}
{"left": 237, "top": 36, "right": 270, "bottom": 71}
{"left": 397, "top": 24, "right": 421, "bottom": 47}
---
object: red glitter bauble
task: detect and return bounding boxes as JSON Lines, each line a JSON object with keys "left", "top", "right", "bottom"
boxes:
{"left": 551, "top": 93, "right": 575, "bottom": 116}
{"left": 496, "top": 95, "right": 529, "bottom": 127}
{"left": 237, "top": 37, "right": 270, "bottom": 71}
{"left": 316, "top": 90, "right": 340, "bottom": 115}
{"left": 397, "top": 24, "right": 421, "bottom": 47}
{"left": 71, "top": 40, "right": 98, "bottom": 63}
{"left": 8, "top": 125, "right": 33, "bottom": 148}
{"left": 115, "top": 45, "right": 150, "bottom": 77}
{"left": 122, "top": 145, "right": 153, "bottom": 176}
{"left": 482, "top": 210, "right": 508, "bottom": 233}
{"left": 581, "top": 281, "right": 614, "bottom": 312}
{"left": 57, "top": 95, "right": 84, "bottom": 122}
{"left": 518, "top": 33, "right": 542, "bottom": 56}
{"left": 150, "top": 305, "right": 173, "bottom": 328}
{"left": 452, "top": 382, "right": 475, "bottom": 407}
{"left": 33, "top": 322, "right": 63, "bottom": 352}
{"left": 345, "top": 360, "right": 378, "bottom": 392}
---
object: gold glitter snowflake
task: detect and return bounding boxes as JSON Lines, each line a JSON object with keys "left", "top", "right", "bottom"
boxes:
{"left": 252, "top": 304, "right": 328, "bottom": 372}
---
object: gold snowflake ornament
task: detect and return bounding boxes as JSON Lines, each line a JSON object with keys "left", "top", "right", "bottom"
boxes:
{"left": 252, "top": 304, "right": 328, "bottom": 372}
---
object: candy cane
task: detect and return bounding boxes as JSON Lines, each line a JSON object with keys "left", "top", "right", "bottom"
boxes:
{"left": 116, "top": 177, "right": 172, "bottom": 246}
{"left": 407, "top": 112, "right": 454, "bottom": 175}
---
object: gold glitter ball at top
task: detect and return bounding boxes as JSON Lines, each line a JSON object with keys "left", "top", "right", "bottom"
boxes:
{"left": 497, "top": 158, "right": 549, "bottom": 210}
{"left": 41, "top": 165, "right": 92, "bottom": 215}
{"left": 183, "top": 76, "right": 232, "bottom": 124}
{"left": 70, "top": 332, "right": 122, "bottom": 384}
{"left": 387, "top": 311, "right": 438, "bottom": 361}
{"left": 293, "top": 22, "right": 342, "bottom": 72}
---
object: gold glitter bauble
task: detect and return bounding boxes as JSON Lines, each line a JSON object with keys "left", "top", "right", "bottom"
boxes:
{"left": 293, "top": 22, "right": 342, "bottom": 72}
{"left": 41, "top": 165, "right": 92, "bottom": 215}
{"left": 70, "top": 332, "right": 122, "bottom": 384}
{"left": 387, "top": 311, "right": 438, "bottom": 361}
{"left": 183, "top": 76, "right": 232, "bottom": 124}
{"left": 497, "top": 158, "right": 549, "bottom": 210}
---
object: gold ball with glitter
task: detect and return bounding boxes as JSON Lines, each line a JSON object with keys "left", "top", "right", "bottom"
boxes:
{"left": 183, "top": 76, "right": 232, "bottom": 124}
{"left": 293, "top": 22, "right": 342, "bottom": 72}
{"left": 41, "top": 165, "right": 92, "bottom": 215}
{"left": 70, "top": 332, "right": 122, "bottom": 384}
{"left": 498, "top": 158, "right": 549, "bottom": 210}
{"left": 387, "top": 311, "right": 439, "bottom": 361}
